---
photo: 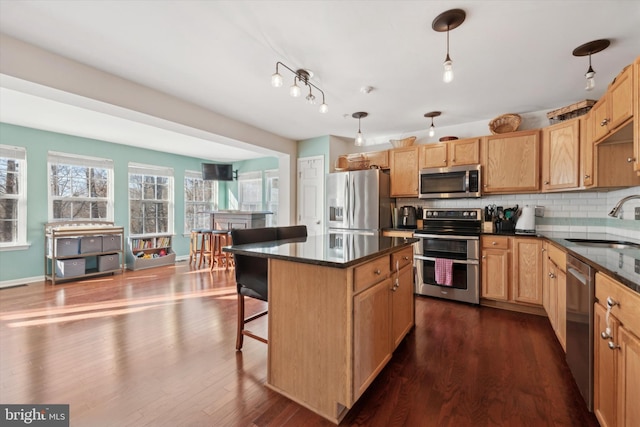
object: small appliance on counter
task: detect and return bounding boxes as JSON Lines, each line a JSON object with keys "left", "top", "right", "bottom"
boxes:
{"left": 515, "top": 205, "right": 536, "bottom": 234}
{"left": 399, "top": 206, "right": 417, "bottom": 229}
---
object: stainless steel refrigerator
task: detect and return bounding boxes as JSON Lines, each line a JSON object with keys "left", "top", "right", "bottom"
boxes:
{"left": 326, "top": 168, "right": 391, "bottom": 235}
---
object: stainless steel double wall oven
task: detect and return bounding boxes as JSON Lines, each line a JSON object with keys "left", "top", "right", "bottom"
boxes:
{"left": 414, "top": 208, "right": 482, "bottom": 305}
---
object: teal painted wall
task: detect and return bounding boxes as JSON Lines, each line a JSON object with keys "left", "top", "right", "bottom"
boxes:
{"left": 298, "top": 136, "right": 329, "bottom": 161}
{"left": 0, "top": 123, "right": 275, "bottom": 282}
{"left": 225, "top": 157, "right": 279, "bottom": 209}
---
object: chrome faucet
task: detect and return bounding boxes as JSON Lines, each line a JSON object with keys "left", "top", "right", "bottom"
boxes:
{"left": 608, "top": 194, "right": 640, "bottom": 218}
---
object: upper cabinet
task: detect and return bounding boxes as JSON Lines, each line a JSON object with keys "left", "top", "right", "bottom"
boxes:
{"left": 363, "top": 150, "right": 389, "bottom": 169}
{"left": 634, "top": 55, "right": 640, "bottom": 174}
{"left": 481, "top": 129, "right": 540, "bottom": 194}
{"left": 389, "top": 146, "right": 419, "bottom": 197}
{"left": 590, "top": 64, "right": 634, "bottom": 143}
{"left": 420, "top": 138, "right": 480, "bottom": 169}
{"left": 542, "top": 118, "right": 581, "bottom": 191}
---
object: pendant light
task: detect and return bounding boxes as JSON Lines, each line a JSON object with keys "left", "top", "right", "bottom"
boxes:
{"left": 572, "top": 39, "right": 610, "bottom": 92}
{"left": 352, "top": 112, "right": 368, "bottom": 146}
{"left": 424, "top": 111, "right": 441, "bottom": 138}
{"left": 432, "top": 9, "right": 466, "bottom": 84}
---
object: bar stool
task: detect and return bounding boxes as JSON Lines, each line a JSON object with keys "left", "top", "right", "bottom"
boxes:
{"left": 189, "top": 229, "right": 213, "bottom": 268}
{"left": 210, "top": 230, "right": 233, "bottom": 270}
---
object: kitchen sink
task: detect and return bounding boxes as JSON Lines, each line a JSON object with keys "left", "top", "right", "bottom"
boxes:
{"left": 566, "top": 239, "right": 640, "bottom": 250}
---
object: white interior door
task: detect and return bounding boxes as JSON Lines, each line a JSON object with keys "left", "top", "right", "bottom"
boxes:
{"left": 297, "top": 156, "right": 324, "bottom": 235}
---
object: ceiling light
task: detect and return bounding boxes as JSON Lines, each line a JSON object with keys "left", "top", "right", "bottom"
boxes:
{"left": 352, "top": 112, "right": 368, "bottom": 146}
{"left": 432, "top": 9, "right": 466, "bottom": 84}
{"left": 271, "top": 61, "right": 328, "bottom": 113}
{"left": 424, "top": 111, "right": 441, "bottom": 138}
{"left": 572, "top": 39, "right": 610, "bottom": 92}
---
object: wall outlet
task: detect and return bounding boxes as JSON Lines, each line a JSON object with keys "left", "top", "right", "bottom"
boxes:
{"left": 635, "top": 259, "right": 640, "bottom": 274}
{"left": 635, "top": 207, "right": 640, "bottom": 220}
{"left": 535, "top": 206, "right": 545, "bottom": 218}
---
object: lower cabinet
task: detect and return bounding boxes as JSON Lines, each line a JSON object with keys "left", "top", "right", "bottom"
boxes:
{"left": 481, "top": 236, "right": 543, "bottom": 308}
{"left": 594, "top": 272, "right": 640, "bottom": 427}
{"left": 392, "top": 261, "right": 414, "bottom": 349}
{"left": 544, "top": 243, "right": 567, "bottom": 350}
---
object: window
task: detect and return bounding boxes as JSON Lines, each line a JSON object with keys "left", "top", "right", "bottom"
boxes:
{"left": 0, "top": 145, "right": 27, "bottom": 247}
{"left": 48, "top": 152, "right": 113, "bottom": 221}
{"left": 184, "top": 170, "right": 218, "bottom": 233}
{"left": 265, "top": 169, "right": 278, "bottom": 226}
{"left": 128, "top": 163, "right": 174, "bottom": 235}
{"left": 238, "top": 171, "right": 262, "bottom": 211}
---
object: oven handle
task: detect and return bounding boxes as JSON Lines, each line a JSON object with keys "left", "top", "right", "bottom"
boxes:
{"left": 413, "top": 233, "right": 479, "bottom": 241}
{"left": 415, "top": 255, "right": 479, "bottom": 265}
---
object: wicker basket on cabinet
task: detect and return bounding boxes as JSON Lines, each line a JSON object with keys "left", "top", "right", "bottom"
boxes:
{"left": 488, "top": 114, "right": 522, "bottom": 134}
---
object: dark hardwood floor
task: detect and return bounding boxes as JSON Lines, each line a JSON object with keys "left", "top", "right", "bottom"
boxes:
{"left": 0, "top": 262, "right": 598, "bottom": 426}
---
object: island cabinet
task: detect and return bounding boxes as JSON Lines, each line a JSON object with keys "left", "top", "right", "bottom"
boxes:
{"left": 481, "top": 129, "right": 540, "bottom": 194}
{"left": 590, "top": 64, "right": 634, "bottom": 143}
{"left": 420, "top": 137, "right": 480, "bottom": 169}
{"left": 543, "top": 242, "right": 567, "bottom": 350}
{"left": 594, "top": 272, "right": 640, "bottom": 427}
{"left": 266, "top": 244, "right": 414, "bottom": 424}
{"left": 389, "top": 146, "right": 419, "bottom": 197}
{"left": 542, "top": 118, "right": 581, "bottom": 191}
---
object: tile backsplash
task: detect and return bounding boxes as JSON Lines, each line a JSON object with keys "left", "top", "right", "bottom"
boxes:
{"left": 398, "top": 186, "right": 640, "bottom": 240}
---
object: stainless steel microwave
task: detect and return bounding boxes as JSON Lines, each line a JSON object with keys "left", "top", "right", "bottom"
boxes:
{"left": 419, "top": 164, "right": 481, "bottom": 199}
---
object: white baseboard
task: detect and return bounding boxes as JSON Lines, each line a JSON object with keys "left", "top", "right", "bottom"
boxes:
{"left": 0, "top": 275, "right": 44, "bottom": 289}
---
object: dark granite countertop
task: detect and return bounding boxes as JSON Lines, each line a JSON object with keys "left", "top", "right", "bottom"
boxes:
{"left": 223, "top": 234, "right": 418, "bottom": 269}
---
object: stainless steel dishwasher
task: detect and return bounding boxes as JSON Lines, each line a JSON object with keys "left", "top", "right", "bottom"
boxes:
{"left": 565, "top": 255, "right": 595, "bottom": 411}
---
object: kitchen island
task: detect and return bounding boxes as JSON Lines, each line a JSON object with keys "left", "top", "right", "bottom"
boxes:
{"left": 224, "top": 234, "right": 417, "bottom": 424}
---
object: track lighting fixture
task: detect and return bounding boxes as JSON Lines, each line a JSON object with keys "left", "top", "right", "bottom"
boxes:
{"left": 271, "top": 61, "right": 328, "bottom": 113}
{"left": 424, "top": 111, "right": 441, "bottom": 138}
{"left": 572, "top": 39, "right": 610, "bottom": 92}
{"left": 352, "top": 112, "right": 368, "bottom": 146}
{"left": 432, "top": 9, "right": 466, "bottom": 83}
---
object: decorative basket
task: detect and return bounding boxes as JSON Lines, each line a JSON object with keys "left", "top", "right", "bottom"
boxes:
{"left": 335, "top": 155, "right": 370, "bottom": 171}
{"left": 489, "top": 114, "right": 522, "bottom": 134}
{"left": 390, "top": 136, "right": 417, "bottom": 148}
{"left": 439, "top": 136, "right": 459, "bottom": 142}
{"left": 546, "top": 99, "right": 596, "bottom": 124}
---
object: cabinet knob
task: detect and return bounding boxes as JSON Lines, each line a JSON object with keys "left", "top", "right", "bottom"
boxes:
{"left": 627, "top": 157, "right": 636, "bottom": 163}
{"left": 608, "top": 341, "right": 620, "bottom": 350}
{"left": 584, "top": 174, "right": 591, "bottom": 179}
{"left": 600, "top": 118, "right": 609, "bottom": 127}
{"left": 544, "top": 181, "right": 550, "bottom": 185}
{"left": 541, "top": 248, "right": 546, "bottom": 252}
{"left": 482, "top": 255, "right": 486, "bottom": 259}
{"left": 492, "top": 241, "right": 497, "bottom": 245}
{"left": 375, "top": 269, "right": 381, "bottom": 275}
{"left": 606, "top": 297, "right": 618, "bottom": 308}
{"left": 601, "top": 330, "right": 611, "bottom": 340}
{"left": 548, "top": 272, "right": 555, "bottom": 279}
{"left": 451, "top": 158, "right": 456, "bottom": 163}
{"left": 402, "top": 256, "right": 409, "bottom": 260}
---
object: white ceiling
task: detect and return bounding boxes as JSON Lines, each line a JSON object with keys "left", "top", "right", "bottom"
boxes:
{"left": 1, "top": 1, "right": 639, "bottom": 160}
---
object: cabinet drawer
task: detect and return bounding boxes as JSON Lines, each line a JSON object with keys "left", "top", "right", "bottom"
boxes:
{"left": 481, "top": 236, "right": 509, "bottom": 249}
{"left": 354, "top": 255, "right": 390, "bottom": 294}
{"left": 595, "top": 273, "right": 640, "bottom": 334}
{"left": 391, "top": 246, "right": 413, "bottom": 271}
{"left": 547, "top": 243, "right": 566, "bottom": 272}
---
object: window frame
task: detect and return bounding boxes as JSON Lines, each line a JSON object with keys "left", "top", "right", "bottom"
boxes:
{"left": 264, "top": 169, "right": 279, "bottom": 226}
{"left": 0, "top": 145, "right": 28, "bottom": 249}
{"left": 184, "top": 170, "right": 218, "bottom": 233}
{"left": 47, "top": 151, "right": 114, "bottom": 222}
{"left": 128, "top": 162, "right": 174, "bottom": 237}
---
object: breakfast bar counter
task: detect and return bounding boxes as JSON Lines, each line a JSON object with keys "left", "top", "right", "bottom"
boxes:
{"left": 224, "top": 235, "right": 417, "bottom": 424}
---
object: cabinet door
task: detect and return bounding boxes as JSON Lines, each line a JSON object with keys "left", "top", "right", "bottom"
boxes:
{"left": 391, "top": 264, "right": 414, "bottom": 349}
{"left": 581, "top": 112, "right": 596, "bottom": 187}
{"left": 390, "top": 146, "right": 419, "bottom": 197}
{"left": 594, "top": 302, "right": 618, "bottom": 427}
{"left": 365, "top": 150, "right": 389, "bottom": 169}
{"left": 556, "top": 268, "right": 566, "bottom": 350}
{"left": 542, "top": 119, "right": 580, "bottom": 191}
{"left": 353, "top": 278, "right": 392, "bottom": 400}
{"left": 420, "top": 143, "right": 447, "bottom": 169}
{"left": 609, "top": 65, "right": 633, "bottom": 131}
{"left": 512, "top": 238, "right": 543, "bottom": 305}
{"left": 592, "top": 98, "right": 610, "bottom": 142}
{"left": 634, "top": 56, "right": 640, "bottom": 174}
{"left": 481, "top": 130, "right": 540, "bottom": 193}
{"left": 449, "top": 138, "right": 480, "bottom": 166}
{"left": 542, "top": 243, "right": 551, "bottom": 316}
{"left": 548, "top": 261, "right": 558, "bottom": 331}
{"left": 481, "top": 249, "right": 509, "bottom": 301}
{"left": 618, "top": 326, "right": 640, "bottom": 427}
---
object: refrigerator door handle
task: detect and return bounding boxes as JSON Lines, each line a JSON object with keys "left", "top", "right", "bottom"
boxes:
{"left": 345, "top": 174, "right": 350, "bottom": 228}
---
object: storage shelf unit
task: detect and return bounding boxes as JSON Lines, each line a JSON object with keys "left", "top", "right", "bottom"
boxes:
{"left": 44, "top": 221, "right": 125, "bottom": 285}
{"left": 127, "top": 234, "right": 175, "bottom": 270}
